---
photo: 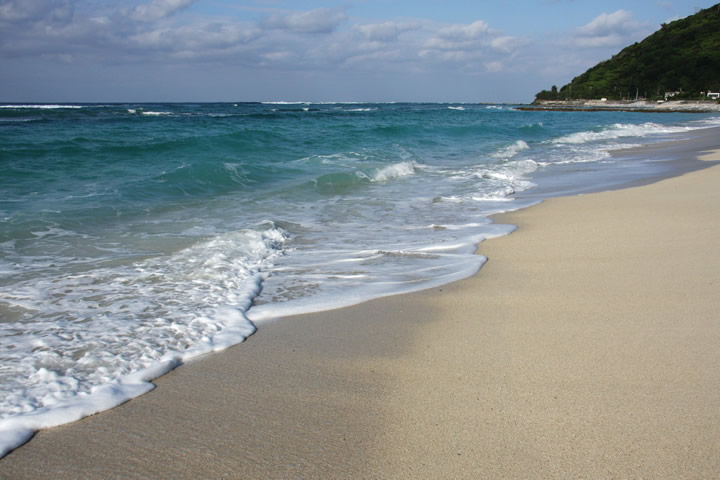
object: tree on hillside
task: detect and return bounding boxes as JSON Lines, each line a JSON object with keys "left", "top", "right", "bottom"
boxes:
{"left": 534, "top": 3, "right": 720, "bottom": 102}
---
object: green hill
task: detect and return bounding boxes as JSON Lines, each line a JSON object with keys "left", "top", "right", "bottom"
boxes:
{"left": 535, "top": 3, "right": 720, "bottom": 102}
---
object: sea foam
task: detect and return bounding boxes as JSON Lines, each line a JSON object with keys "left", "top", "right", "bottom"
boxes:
{"left": 371, "top": 161, "right": 417, "bottom": 182}
{"left": 0, "top": 224, "right": 286, "bottom": 456}
{"left": 551, "top": 122, "right": 692, "bottom": 145}
{"left": 0, "top": 105, "right": 84, "bottom": 109}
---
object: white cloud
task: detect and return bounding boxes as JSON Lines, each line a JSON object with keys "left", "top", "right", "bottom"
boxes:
{"left": 420, "top": 19, "right": 525, "bottom": 69}
{"left": 263, "top": 7, "right": 347, "bottom": 34}
{"left": 130, "top": 0, "right": 196, "bottom": 22}
{"left": 0, "top": 2, "right": 524, "bottom": 74}
{"left": 129, "top": 22, "right": 260, "bottom": 52}
{"left": 353, "top": 21, "right": 418, "bottom": 42}
{"left": 491, "top": 35, "right": 527, "bottom": 53}
{"left": 485, "top": 60, "right": 503, "bottom": 72}
{"left": 0, "top": 0, "right": 73, "bottom": 24}
{"left": 578, "top": 10, "right": 636, "bottom": 35}
{"left": 436, "top": 20, "right": 491, "bottom": 40}
{"left": 0, "top": 2, "right": 536, "bottom": 99}
{"left": 574, "top": 10, "right": 647, "bottom": 47}
{"left": 0, "top": 0, "right": 264, "bottom": 62}
{"left": 262, "top": 51, "right": 291, "bottom": 62}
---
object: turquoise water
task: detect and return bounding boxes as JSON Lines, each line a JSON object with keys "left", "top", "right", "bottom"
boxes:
{"left": 1, "top": 102, "right": 718, "bottom": 454}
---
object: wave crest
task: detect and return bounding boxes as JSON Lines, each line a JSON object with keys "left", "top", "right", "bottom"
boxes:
{"left": 371, "top": 161, "right": 416, "bottom": 182}
{"left": 551, "top": 122, "right": 690, "bottom": 145}
{"left": 492, "top": 140, "right": 530, "bottom": 160}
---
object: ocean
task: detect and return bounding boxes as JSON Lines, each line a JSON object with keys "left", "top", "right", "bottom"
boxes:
{"left": 1, "top": 102, "right": 718, "bottom": 454}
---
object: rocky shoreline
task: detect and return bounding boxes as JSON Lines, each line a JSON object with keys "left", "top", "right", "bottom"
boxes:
{"left": 520, "top": 100, "right": 720, "bottom": 113}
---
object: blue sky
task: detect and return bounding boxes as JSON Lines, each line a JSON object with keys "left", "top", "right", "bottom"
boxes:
{"left": 0, "top": 0, "right": 716, "bottom": 103}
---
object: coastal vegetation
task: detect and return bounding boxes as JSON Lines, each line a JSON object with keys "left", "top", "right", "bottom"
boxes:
{"left": 535, "top": 3, "right": 720, "bottom": 102}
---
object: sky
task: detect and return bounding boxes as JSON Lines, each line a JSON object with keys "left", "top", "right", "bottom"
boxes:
{"left": 0, "top": 0, "right": 716, "bottom": 103}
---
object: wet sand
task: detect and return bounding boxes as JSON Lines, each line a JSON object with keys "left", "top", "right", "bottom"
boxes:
{"left": 2, "top": 139, "right": 720, "bottom": 478}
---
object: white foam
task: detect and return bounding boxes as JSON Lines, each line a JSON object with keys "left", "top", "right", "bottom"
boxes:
{"left": 261, "top": 101, "right": 309, "bottom": 105}
{"left": 0, "top": 105, "right": 84, "bottom": 109}
{"left": 695, "top": 116, "right": 720, "bottom": 127}
{"left": 536, "top": 146, "right": 616, "bottom": 166}
{"left": 551, "top": 122, "right": 691, "bottom": 145}
{"left": 492, "top": 140, "right": 530, "bottom": 160}
{"left": 247, "top": 251, "right": 489, "bottom": 324}
{"left": 0, "top": 225, "right": 287, "bottom": 457}
{"left": 538, "top": 121, "right": 720, "bottom": 166}
{"left": 223, "top": 162, "right": 249, "bottom": 184}
{"left": 476, "top": 159, "right": 538, "bottom": 195}
{"left": 371, "top": 161, "right": 417, "bottom": 182}
{"left": 433, "top": 195, "right": 463, "bottom": 203}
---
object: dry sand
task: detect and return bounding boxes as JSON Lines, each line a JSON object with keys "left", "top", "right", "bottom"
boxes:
{"left": 2, "top": 142, "right": 720, "bottom": 479}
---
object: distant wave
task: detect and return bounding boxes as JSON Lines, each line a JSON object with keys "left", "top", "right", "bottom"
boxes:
{"left": 551, "top": 122, "right": 691, "bottom": 145}
{"left": 261, "top": 101, "right": 309, "bottom": 105}
{"left": 0, "top": 105, "right": 84, "bottom": 109}
{"left": 141, "top": 111, "right": 173, "bottom": 116}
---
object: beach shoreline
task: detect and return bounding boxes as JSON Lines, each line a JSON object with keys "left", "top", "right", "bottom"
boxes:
{"left": 2, "top": 130, "right": 720, "bottom": 478}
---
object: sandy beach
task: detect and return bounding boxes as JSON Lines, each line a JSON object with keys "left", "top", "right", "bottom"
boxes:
{"left": 2, "top": 134, "right": 720, "bottom": 478}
